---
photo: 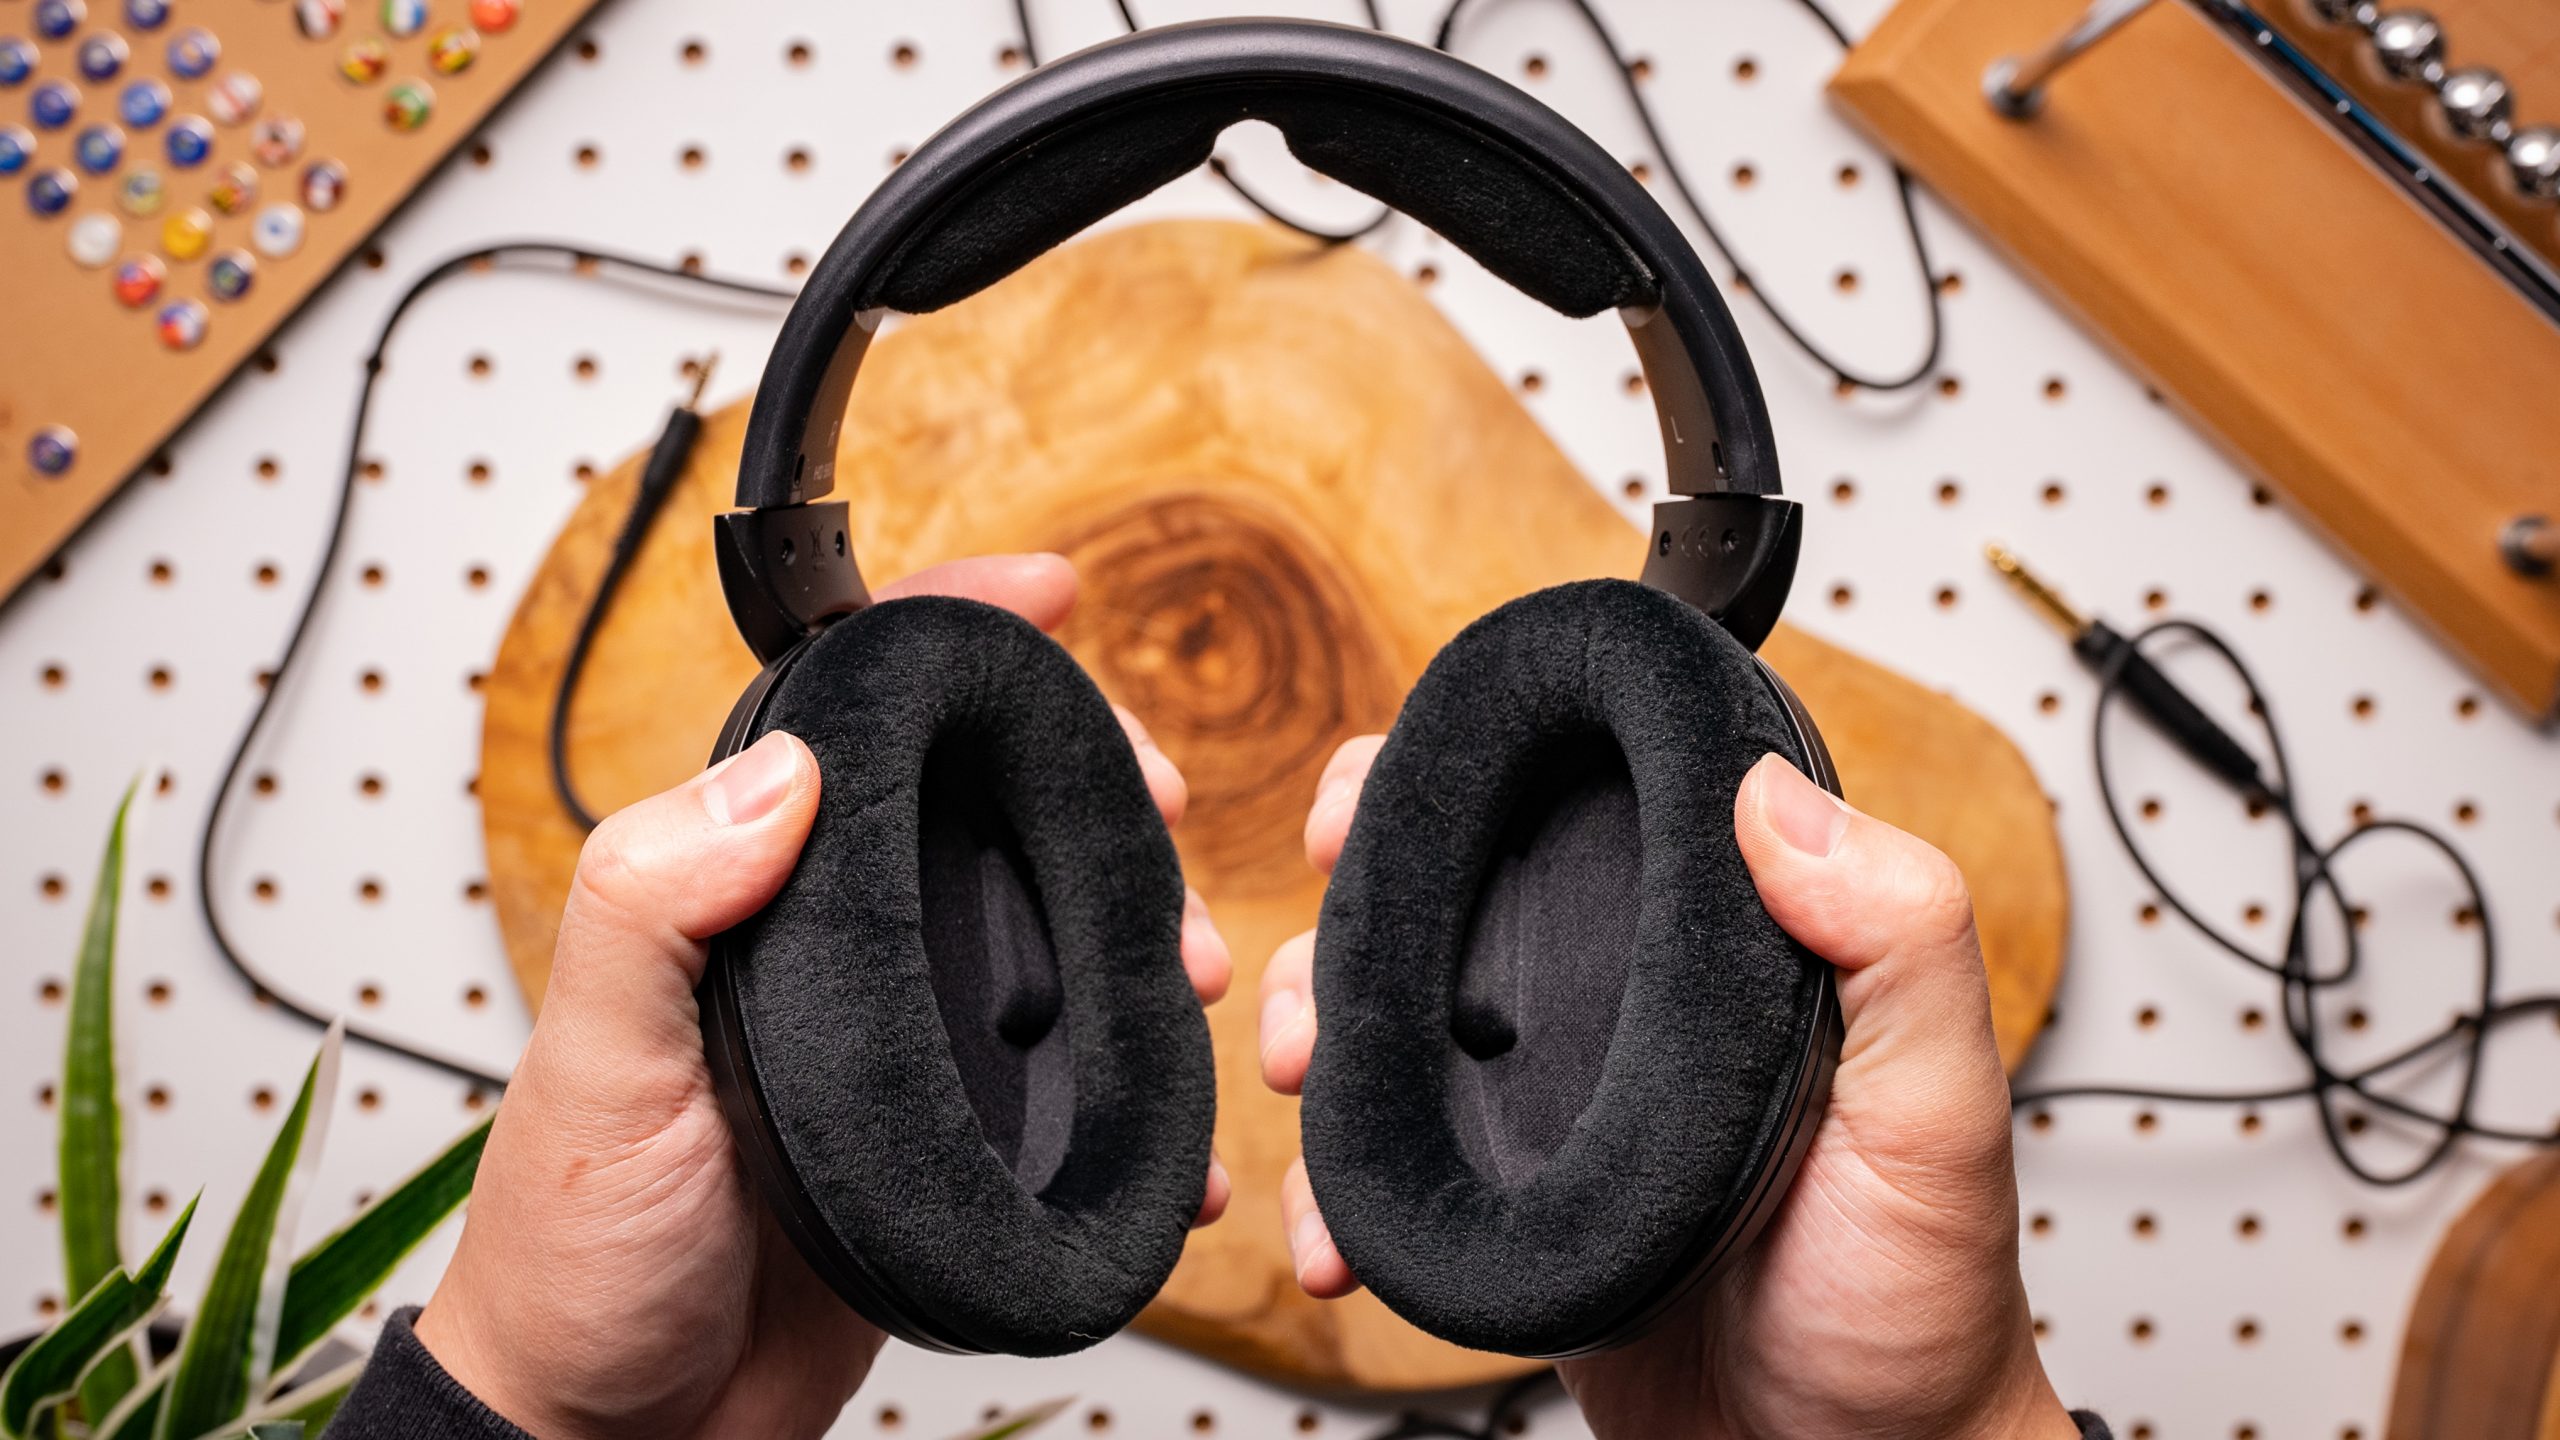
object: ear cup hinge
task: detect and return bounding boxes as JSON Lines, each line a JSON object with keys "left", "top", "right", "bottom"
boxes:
{"left": 715, "top": 502, "right": 871, "bottom": 665}
{"left": 1637, "top": 495, "right": 1802, "bottom": 651}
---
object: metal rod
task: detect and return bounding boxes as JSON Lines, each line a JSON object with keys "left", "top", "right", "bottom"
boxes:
{"left": 2502, "top": 515, "right": 2557, "bottom": 578}
{"left": 1984, "top": 0, "right": 2162, "bottom": 119}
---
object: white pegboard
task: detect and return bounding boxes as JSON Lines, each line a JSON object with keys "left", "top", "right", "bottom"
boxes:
{"left": 3, "top": 1, "right": 2557, "bottom": 1437}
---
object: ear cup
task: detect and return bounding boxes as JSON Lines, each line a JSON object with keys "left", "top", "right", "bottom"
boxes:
{"left": 1301, "top": 579, "right": 1831, "bottom": 1357}
{"left": 718, "top": 596, "right": 1214, "bottom": 1356}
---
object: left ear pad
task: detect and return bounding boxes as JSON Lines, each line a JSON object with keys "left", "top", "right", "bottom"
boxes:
{"left": 722, "top": 595, "right": 1213, "bottom": 1356}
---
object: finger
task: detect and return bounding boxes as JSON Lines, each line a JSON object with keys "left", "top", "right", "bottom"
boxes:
{"left": 1281, "top": 1157, "right": 1359, "bottom": 1298}
{"left": 873, "top": 553, "right": 1078, "bottom": 633}
{"left": 1732, "top": 752, "right": 2007, "bottom": 1103}
{"left": 544, "top": 732, "right": 821, "bottom": 1066}
{"left": 1114, "top": 703, "right": 1189, "bottom": 829}
{"left": 1258, "top": 929, "right": 1317, "bottom": 1095}
{"left": 1193, "top": 1148, "right": 1231, "bottom": 1229}
{"left": 1304, "top": 735, "right": 1386, "bottom": 875}
{"left": 1181, "top": 887, "right": 1232, "bottom": 1005}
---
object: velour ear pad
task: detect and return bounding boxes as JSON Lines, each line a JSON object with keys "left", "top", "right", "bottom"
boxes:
{"left": 722, "top": 595, "right": 1214, "bottom": 1356}
{"left": 1301, "top": 578, "right": 1829, "bottom": 1356}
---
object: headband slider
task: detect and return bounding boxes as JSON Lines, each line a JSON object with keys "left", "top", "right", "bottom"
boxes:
{"left": 716, "top": 501, "right": 871, "bottom": 664}
{"left": 1638, "top": 494, "right": 1801, "bottom": 652}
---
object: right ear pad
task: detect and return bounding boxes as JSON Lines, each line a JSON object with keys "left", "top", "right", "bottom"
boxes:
{"left": 724, "top": 595, "right": 1214, "bottom": 1356}
{"left": 1301, "top": 579, "right": 1828, "bottom": 1356}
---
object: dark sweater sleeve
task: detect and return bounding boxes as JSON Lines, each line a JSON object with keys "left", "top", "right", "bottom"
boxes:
{"left": 322, "top": 1308, "right": 533, "bottom": 1440}
{"left": 2074, "top": 1410, "right": 2114, "bottom": 1439}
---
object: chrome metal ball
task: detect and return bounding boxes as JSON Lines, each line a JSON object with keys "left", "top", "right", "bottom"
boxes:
{"left": 2370, "top": 10, "right": 2445, "bottom": 83}
{"left": 2509, "top": 126, "right": 2560, "bottom": 199}
{"left": 2306, "top": 0, "right": 2369, "bottom": 25}
{"left": 2437, "top": 67, "right": 2512, "bottom": 141}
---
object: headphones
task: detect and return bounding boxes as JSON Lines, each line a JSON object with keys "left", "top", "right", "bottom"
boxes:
{"left": 698, "top": 18, "right": 1842, "bottom": 1361}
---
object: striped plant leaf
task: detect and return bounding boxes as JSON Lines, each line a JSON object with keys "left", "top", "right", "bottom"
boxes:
{"left": 0, "top": 1197, "right": 195, "bottom": 1440}
{"left": 91, "top": 1364, "right": 164, "bottom": 1440}
{"left": 232, "top": 1356, "right": 362, "bottom": 1440}
{"left": 62, "top": 781, "right": 138, "bottom": 1422}
{"left": 951, "top": 1396, "right": 1073, "bottom": 1440}
{"left": 269, "top": 1116, "right": 490, "bottom": 1378}
{"left": 153, "top": 1030, "right": 340, "bottom": 1440}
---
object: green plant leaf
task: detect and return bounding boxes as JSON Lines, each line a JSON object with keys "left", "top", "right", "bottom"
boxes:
{"left": 238, "top": 1357, "right": 360, "bottom": 1440}
{"left": 951, "top": 1397, "right": 1073, "bottom": 1440}
{"left": 0, "top": 1197, "right": 195, "bottom": 1440}
{"left": 91, "top": 1366, "right": 163, "bottom": 1440}
{"left": 269, "top": 1117, "right": 490, "bottom": 1378}
{"left": 62, "top": 780, "right": 139, "bottom": 1422}
{"left": 154, "top": 1030, "right": 340, "bottom": 1440}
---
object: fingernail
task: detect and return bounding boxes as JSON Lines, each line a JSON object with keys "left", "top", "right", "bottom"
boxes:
{"left": 1758, "top": 753, "right": 1847, "bottom": 858}
{"left": 1291, "top": 1210, "right": 1328, "bottom": 1280}
{"left": 1208, "top": 1153, "right": 1230, "bottom": 1193}
{"left": 704, "top": 733, "right": 800, "bottom": 826}
{"left": 1259, "top": 990, "right": 1302, "bottom": 1058}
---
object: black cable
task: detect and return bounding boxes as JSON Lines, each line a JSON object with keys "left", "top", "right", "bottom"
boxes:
{"left": 547, "top": 362, "right": 718, "bottom": 833}
{"left": 2010, "top": 618, "right": 2560, "bottom": 1186}
{"left": 1032, "top": 0, "right": 1944, "bottom": 389}
{"left": 199, "top": 243, "right": 793, "bottom": 1088}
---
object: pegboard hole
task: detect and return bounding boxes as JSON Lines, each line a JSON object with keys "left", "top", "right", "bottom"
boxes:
{"left": 2139, "top": 796, "right": 2163, "bottom": 821}
{"left": 463, "top": 983, "right": 489, "bottom": 1010}
{"left": 2143, "top": 587, "right": 2168, "bottom": 611}
{"left": 2037, "top": 691, "right": 2061, "bottom": 715}
{"left": 1190, "top": 1411, "right": 1216, "bottom": 1434}
{"left": 1829, "top": 583, "right": 1853, "bottom": 608}
{"left": 2135, "top": 1005, "right": 2160, "bottom": 1030}
{"left": 786, "top": 146, "right": 813, "bottom": 173}
{"left": 254, "top": 562, "right": 280, "bottom": 587}
{"left": 1628, "top": 160, "right": 1652, "bottom": 184}
{"left": 573, "top": 355, "right": 600, "bottom": 381}
{"left": 145, "top": 875, "right": 170, "bottom": 902}
{"left": 1934, "top": 584, "right": 1958, "bottom": 609}
{"left": 253, "top": 771, "right": 279, "bottom": 797}
{"left": 464, "top": 879, "right": 490, "bottom": 902}
{"left": 466, "top": 564, "right": 491, "bottom": 590}
{"left": 679, "top": 144, "right": 706, "bottom": 171}
{"left": 39, "top": 662, "right": 66, "bottom": 688}
{"left": 574, "top": 35, "right": 600, "bottom": 62}
{"left": 1517, "top": 370, "right": 1544, "bottom": 394}
{"left": 2237, "top": 1212, "right": 2263, "bottom": 1239}
{"left": 1835, "top": 162, "right": 1860, "bottom": 188}
{"left": 2134, "top": 1110, "right": 2159, "bottom": 1135}
{"left": 678, "top": 38, "right": 707, "bottom": 65}
{"left": 2453, "top": 799, "right": 2477, "bottom": 824}
{"left": 786, "top": 40, "right": 814, "bottom": 68}
{"left": 359, "top": 773, "right": 385, "bottom": 797}
{"left": 1831, "top": 478, "right": 1855, "bottom": 504}
{"left": 37, "top": 874, "right": 65, "bottom": 901}
{"left": 2242, "top": 901, "right": 2267, "bottom": 926}
{"left": 1629, "top": 55, "right": 1653, "bottom": 81}
{"left": 2350, "top": 694, "right": 2375, "bottom": 720}
{"left": 875, "top": 1403, "right": 902, "bottom": 1430}
{"left": 1522, "top": 53, "right": 1548, "bottom": 79}
{"left": 359, "top": 669, "right": 386, "bottom": 695}
{"left": 360, "top": 563, "right": 387, "bottom": 588}
{"left": 2340, "top": 1319, "right": 2364, "bottom": 1345}
{"left": 2455, "top": 693, "right": 2480, "bottom": 719}
{"left": 1937, "top": 376, "right": 1962, "bottom": 399}
{"left": 2248, "top": 588, "right": 2273, "bottom": 613}
{"left": 146, "top": 980, "right": 170, "bottom": 1005}
{"left": 1295, "top": 1412, "right": 1321, "bottom": 1434}
{"left": 2030, "top": 1211, "right": 2053, "bottom": 1237}
{"left": 467, "top": 354, "right": 494, "bottom": 379}
{"left": 1834, "top": 269, "right": 1858, "bottom": 294}
{"left": 575, "top": 144, "right": 602, "bottom": 170}
{"left": 39, "top": 767, "right": 66, "bottom": 794}
{"left": 1938, "top": 270, "right": 1964, "bottom": 295}
{"left": 891, "top": 40, "right": 920, "bottom": 69}
{"left": 143, "top": 1084, "right": 169, "bottom": 1110}
{"left": 357, "top": 1088, "right": 382, "bottom": 1112}
{"left": 1732, "top": 56, "right": 1758, "bottom": 82}
{"left": 37, "top": 978, "right": 63, "bottom": 1005}
{"left": 1936, "top": 479, "right": 1961, "bottom": 504}
{"left": 2235, "top": 1317, "right": 2261, "bottom": 1344}
{"left": 1621, "top": 477, "right": 1646, "bottom": 501}
{"left": 252, "top": 877, "right": 279, "bottom": 903}
{"left": 1084, "top": 1408, "right": 1111, "bottom": 1432}
{"left": 250, "top": 1085, "right": 275, "bottom": 1112}
{"left": 357, "top": 879, "right": 384, "bottom": 904}
{"left": 2130, "top": 1317, "right": 2156, "bottom": 1343}
{"left": 2041, "top": 481, "right": 2066, "bottom": 506}
{"left": 2240, "top": 1006, "right": 2264, "bottom": 1030}
{"left": 1730, "top": 163, "right": 1755, "bottom": 189}
{"left": 2146, "top": 482, "right": 2170, "bottom": 506}
{"left": 2043, "top": 376, "right": 2068, "bottom": 401}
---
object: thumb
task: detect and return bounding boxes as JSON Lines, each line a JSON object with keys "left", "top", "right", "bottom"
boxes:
{"left": 534, "top": 731, "right": 821, "bottom": 1084}
{"left": 1733, "top": 753, "right": 2012, "bottom": 1188}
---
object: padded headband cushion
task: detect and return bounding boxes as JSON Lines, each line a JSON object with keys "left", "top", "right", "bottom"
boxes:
{"left": 727, "top": 595, "right": 1213, "bottom": 1356}
{"left": 868, "top": 83, "right": 1652, "bottom": 319}
{"left": 1301, "top": 579, "right": 1825, "bottom": 1355}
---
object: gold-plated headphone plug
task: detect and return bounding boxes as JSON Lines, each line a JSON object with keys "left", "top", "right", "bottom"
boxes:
{"left": 686, "top": 350, "right": 720, "bottom": 412}
{"left": 1984, "top": 542, "right": 2089, "bottom": 639}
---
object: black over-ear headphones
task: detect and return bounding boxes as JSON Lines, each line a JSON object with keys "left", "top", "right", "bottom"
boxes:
{"left": 699, "top": 18, "right": 1842, "bottom": 1360}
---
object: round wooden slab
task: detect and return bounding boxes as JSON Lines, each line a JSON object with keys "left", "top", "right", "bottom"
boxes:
{"left": 481, "top": 219, "right": 2068, "bottom": 1392}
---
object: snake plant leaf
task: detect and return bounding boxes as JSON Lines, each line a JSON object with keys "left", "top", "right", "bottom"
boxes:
{"left": 951, "top": 1396, "right": 1074, "bottom": 1440}
{"left": 0, "top": 1196, "right": 195, "bottom": 1440}
{"left": 232, "top": 1356, "right": 361, "bottom": 1440}
{"left": 91, "top": 1360, "right": 165, "bottom": 1440}
{"left": 269, "top": 1117, "right": 491, "bottom": 1379}
{"left": 242, "top": 1426, "right": 301, "bottom": 1440}
{"left": 154, "top": 1030, "right": 340, "bottom": 1440}
{"left": 62, "top": 780, "right": 138, "bottom": 1421}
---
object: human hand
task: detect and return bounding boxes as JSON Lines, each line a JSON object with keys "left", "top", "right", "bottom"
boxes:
{"left": 1262, "top": 740, "right": 2076, "bottom": 1440}
{"left": 415, "top": 554, "right": 1233, "bottom": 1440}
